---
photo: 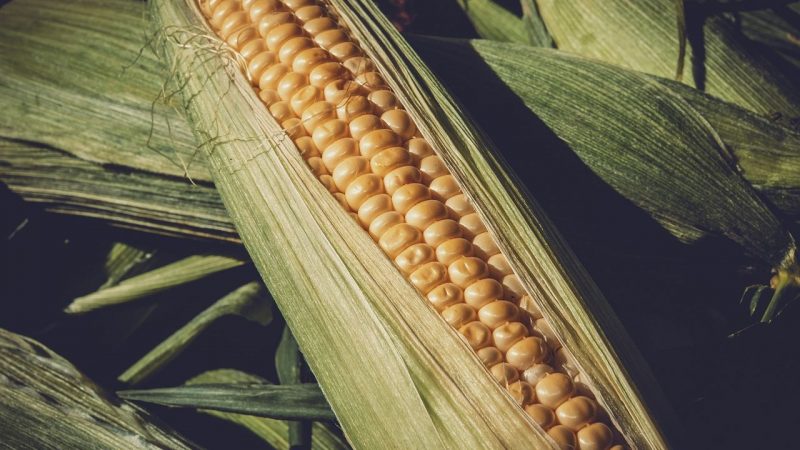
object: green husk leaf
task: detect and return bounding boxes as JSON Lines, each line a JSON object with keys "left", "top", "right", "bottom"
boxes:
{"left": 0, "top": 328, "right": 194, "bottom": 449}
{"left": 535, "top": 0, "right": 800, "bottom": 115}
{"left": 118, "top": 384, "right": 335, "bottom": 421}
{"left": 186, "top": 370, "right": 348, "bottom": 450}
{"left": 455, "top": 0, "right": 529, "bottom": 43}
{"left": 66, "top": 254, "right": 247, "bottom": 314}
{"left": 0, "top": 0, "right": 210, "bottom": 181}
{"left": 151, "top": 0, "right": 675, "bottom": 447}
{"left": 119, "top": 281, "right": 271, "bottom": 385}
{"left": 519, "top": 0, "right": 554, "bottom": 47}
{"left": 275, "top": 325, "right": 310, "bottom": 449}
{"left": 0, "top": 138, "right": 238, "bottom": 242}
{"left": 413, "top": 37, "right": 797, "bottom": 268}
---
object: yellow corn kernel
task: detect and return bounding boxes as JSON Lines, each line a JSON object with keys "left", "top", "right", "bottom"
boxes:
{"left": 577, "top": 423, "right": 614, "bottom": 450}
{"left": 547, "top": 425, "right": 577, "bottom": 450}
{"left": 555, "top": 396, "right": 597, "bottom": 431}
{"left": 536, "top": 373, "right": 575, "bottom": 409}
{"left": 524, "top": 403, "right": 556, "bottom": 429}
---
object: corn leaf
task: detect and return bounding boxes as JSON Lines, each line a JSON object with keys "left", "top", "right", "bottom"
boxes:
{"left": 519, "top": 0, "right": 554, "bottom": 47}
{"left": 413, "top": 36, "right": 798, "bottom": 268}
{"left": 66, "top": 254, "right": 247, "bottom": 314}
{"left": 119, "top": 281, "right": 271, "bottom": 385}
{"left": 455, "top": 0, "right": 529, "bottom": 43}
{"left": 534, "top": 0, "right": 800, "bottom": 115}
{"left": 118, "top": 384, "right": 336, "bottom": 421}
{"left": 186, "top": 370, "right": 348, "bottom": 450}
{"left": 0, "top": 138, "right": 237, "bottom": 242}
{"left": 0, "top": 328, "right": 194, "bottom": 449}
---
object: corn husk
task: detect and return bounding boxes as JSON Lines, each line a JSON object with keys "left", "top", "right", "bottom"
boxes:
{"left": 185, "top": 369, "right": 348, "bottom": 450}
{"left": 151, "top": 0, "right": 674, "bottom": 448}
{"left": 0, "top": 138, "right": 237, "bottom": 241}
{"left": 413, "top": 36, "right": 798, "bottom": 269}
{"left": 454, "top": 0, "right": 529, "bottom": 43}
{"left": 0, "top": 328, "right": 194, "bottom": 449}
{"left": 532, "top": 0, "right": 800, "bottom": 115}
{"left": 0, "top": 0, "right": 207, "bottom": 182}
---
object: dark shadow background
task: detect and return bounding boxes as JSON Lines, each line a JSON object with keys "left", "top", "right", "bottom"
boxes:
{"left": 2, "top": 1, "right": 799, "bottom": 449}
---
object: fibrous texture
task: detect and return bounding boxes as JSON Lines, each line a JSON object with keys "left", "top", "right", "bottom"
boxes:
{"left": 199, "top": 0, "right": 624, "bottom": 447}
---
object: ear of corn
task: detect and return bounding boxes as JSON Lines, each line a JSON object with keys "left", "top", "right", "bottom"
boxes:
{"left": 151, "top": 0, "right": 674, "bottom": 448}
{"left": 152, "top": 2, "right": 545, "bottom": 447}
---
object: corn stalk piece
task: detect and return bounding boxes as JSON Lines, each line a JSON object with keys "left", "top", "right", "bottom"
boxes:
{"left": 151, "top": 0, "right": 675, "bottom": 448}
{"left": 0, "top": 328, "right": 195, "bottom": 449}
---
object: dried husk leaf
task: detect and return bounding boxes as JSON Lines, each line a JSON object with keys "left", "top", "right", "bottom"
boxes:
{"left": 0, "top": 328, "right": 194, "bottom": 449}
{"left": 0, "top": 138, "right": 237, "bottom": 242}
{"left": 454, "top": 0, "right": 529, "bottom": 43}
{"left": 519, "top": 0, "right": 554, "bottom": 47}
{"left": 101, "top": 242, "right": 158, "bottom": 289}
{"left": 534, "top": 0, "right": 800, "bottom": 115}
{"left": 0, "top": 0, "right": 209, "bottom": 181}
{"left": 275, "top": 325, "right": 310, "bottom": 448}
{"left": 185, "top": 369, "right": 348, "bottom": 450}
{"left": 152, "top": 0, "right": 674, "bottom": 448}
{"left": 738, "top": 5, "right": 800, "bottom": 71}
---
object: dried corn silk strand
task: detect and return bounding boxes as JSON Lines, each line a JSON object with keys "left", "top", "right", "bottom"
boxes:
{"left": 199, "top": 1, "right": 624, "bottom": 448}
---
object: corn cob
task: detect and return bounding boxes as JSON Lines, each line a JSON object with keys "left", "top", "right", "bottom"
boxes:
{"left": 199, "top": 0, "right": 625, "bottom": 447}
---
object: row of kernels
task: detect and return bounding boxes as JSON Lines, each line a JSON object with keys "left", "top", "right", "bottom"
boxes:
{"left": 222, "top": 1, "right": 518, "bottom": 343}
{"left": 212, "top": 0, "right": 548, "bottom": 409}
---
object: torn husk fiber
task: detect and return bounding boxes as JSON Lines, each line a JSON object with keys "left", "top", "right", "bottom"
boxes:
{"left": 150, "top": 0, "right": 674, "bottom": 448}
